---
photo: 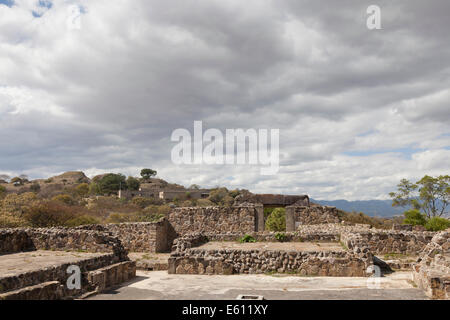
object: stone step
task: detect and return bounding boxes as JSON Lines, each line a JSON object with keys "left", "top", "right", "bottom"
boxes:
{"left": 0, "top": 281, "right": 63, "bottom": 300}
{"left": 0, "top": 251, "right": 119, "bottom": 294}
{"left": 86, "top": 261, "right": 136, "bottom": 294}
{"left": 0, "top": 260, "right": 136, "bottom": 300}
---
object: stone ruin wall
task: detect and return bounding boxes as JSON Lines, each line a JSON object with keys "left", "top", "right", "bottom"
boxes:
{"left": 169, "top": 249, "right": 368, "bottom": 277}
{"left": 341, "top": 230, "right": 434, "bottom": 255}
{"left": 167, "top": 205, "right": 257, "bottom": 235}
{"left": 293, "top": 205, "right": 341, "bottom": 225}
{"left": 0, "top": 229, "right": 34, "bottom": 254}
{"left": 98, "top": 205, "right": 342, "bottom": 253}
{"left": 0, "top": 227, "right": 135, "bottom": 299}
{"left": 169, "top": 232, "right": 372, "bottom": 277}
{"left": 413, "top": 230, "right": 450, "bottom": 299}
{"left": 102, "top": 220, "right": 175, "bottom": 253}
{"left": 0, "top": 252, "right": 120, "bottom": 295}
{"left": 69, "top": 204, "right": 342, "bottom": 254}
{"left": 0, "top": 227, "right": 127, "bottom": 259}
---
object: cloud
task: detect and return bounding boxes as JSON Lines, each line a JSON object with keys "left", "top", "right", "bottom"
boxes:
{"left": 0, "top": 0, "right": 449, "bottom": 200}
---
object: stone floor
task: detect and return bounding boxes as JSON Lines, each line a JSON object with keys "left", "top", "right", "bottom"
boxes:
{"left": 0, "top": 250, "right": 110, "bottom": 277}
{"left": 89, "top": 270, "right": 428, "bottom": 300}
{"left": 196, "top": 241, "right": 344, "bottom": 251}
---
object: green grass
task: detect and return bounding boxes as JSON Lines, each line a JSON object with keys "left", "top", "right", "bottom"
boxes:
{"left": 239, "top": 234, "right": 256, "bottom": 243}
{"left": 339, "top": 241, "right": 349, "bottom": 251}
{"left": 383, "top": 253, "right": 410, "bottom": 260}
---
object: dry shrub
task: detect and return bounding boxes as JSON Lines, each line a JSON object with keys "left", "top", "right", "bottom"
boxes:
{"left": 24, "top": 201, "right": 79, "bottom": 227}
{"left": 0, "top": 211, "right": 28, "bottom": 228}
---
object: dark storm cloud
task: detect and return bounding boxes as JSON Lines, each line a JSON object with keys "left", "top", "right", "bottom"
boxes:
{"left": 0, "top": 0, "right": 449, "bottom": 199}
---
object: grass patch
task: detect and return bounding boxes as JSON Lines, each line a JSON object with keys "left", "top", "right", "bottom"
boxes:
{"left": 239, "top": 234, "right": 256, "bottom": 243}
{"left": 407, "top": 280, "right": 418, "bottom": 288}
{"left": 275, "top": 232, "right": 288, "bottom": 242}
{"left": 383, "top": 253, "right": 410, "bottom": 260}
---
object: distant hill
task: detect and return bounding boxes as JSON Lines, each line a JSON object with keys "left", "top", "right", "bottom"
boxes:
{"left": 311, "top": 199, "right": 405, "bottom": 217}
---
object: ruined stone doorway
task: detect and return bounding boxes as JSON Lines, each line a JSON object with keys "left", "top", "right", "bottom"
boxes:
{"left": 263, "top": 206, "right": 286, "bottom": 232}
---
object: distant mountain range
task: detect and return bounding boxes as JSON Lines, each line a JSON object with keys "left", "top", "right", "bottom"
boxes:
{"left": 311, "top": 199, "right": 404, "bottom": 217}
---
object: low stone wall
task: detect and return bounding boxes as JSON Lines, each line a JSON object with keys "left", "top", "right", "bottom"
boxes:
{"left": 167, "top": 205, "right": 257, "bottom": 235}
{"left": 0, "top": 227, "right": 128, "bottom": 259}
{"left": 0, "top": 281, "right": 63, "bottom": 300}
{"left": 75, "top": 219, "right": 176, "bottom": 253}
{"left": 0, "top": 229, "right": 34, "bottom": 254}
{"left": 341, "top": 230, "right": 434, "bottom": 255}
{"left": 0, "top": 260, "right": 136, "bottom": 300}
{"left": 169, "top": 249, "right": 369, "bottom": 276}
{"left": 294, "top": 206, "right": 340, "bottom": 225}
{"left": 103, "top": 219, "right": 174, "bottom": 253}
{"left": 0, "top": 253, "right": 119, "bottom": 294}
{"left": 413, "top": 231, "right": 450, "bottom": 300}
{"left": 27, "top": 228, "right": 128, "bottom": 260}
{"left": 86, "top": 261, "right": 136, "bottom": 294}
{"left": 169, "top": 231, "right": 372, "bottom": 276}
{"left": 0, "top": 227, "right": 135, "bottom": 299}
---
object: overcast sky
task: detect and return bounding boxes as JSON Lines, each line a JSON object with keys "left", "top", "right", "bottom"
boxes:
{"left": 0, "top": 0, "right": 449, "bottom": 200}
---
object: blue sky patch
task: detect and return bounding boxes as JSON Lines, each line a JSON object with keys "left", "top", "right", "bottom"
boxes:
{"left": 343, "top": 147, "right": 426, "bottom": 158}
{"left": 38, "top": 0, "right": 52, "bottom": 9}
{"left": 0, "top": 0, "right": 14, "bottom": 8}
{"left": 32, "top": 0, "right": 53, "bottom": 17}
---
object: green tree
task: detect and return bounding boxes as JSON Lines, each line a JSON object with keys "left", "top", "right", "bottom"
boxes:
{"left": 140, "top": 168, "right": 157, "bottom": 180}
{"left": 89, "top": 183, "right": 101, "bottom": 195}
{"left": 126, "top": 176, "right": 140, "bottom": 191}
{"left": 98, "top": 173, "right": 126, "bottom": 195}
{"left": 424, "top": 217, "right": 450, "bottom": 232}
{"left": 10, "top": 177, "right": 24, "bottom": 185}
{"left": 265, "top": 208, "right": 286, "bottom": 231}
{"left": 389, "top": 175, "right": 450, "bottom": 218}
{"left": 403, "top": 209, "right": 427, "bottom": 226}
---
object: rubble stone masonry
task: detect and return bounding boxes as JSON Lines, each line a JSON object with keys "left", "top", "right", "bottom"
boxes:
{"left": 413, "top": 230, "right": 450, "bottom": 299}
{"left": 293, "top": 206, "right": 341, "bottom": 225}
{"left": 103, "top": 220, "right": 174, "bottom": 253}
{"left": 167, "top": 205, "right": 257, "bottom": 235}
{"left": 341, "top": 230, "right": 434, "bottom": 255}
{"left": 0, "top": 227, "right": 127, "bottom": 259}
{"left": 169, "top": 232, "right": 372, "bottom": 277}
